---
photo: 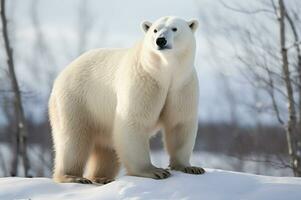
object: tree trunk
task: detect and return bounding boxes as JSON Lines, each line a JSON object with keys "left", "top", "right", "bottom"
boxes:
{"left": 0, "top": 0, "right": 30, "bottom": 177}
{"left": 10, "top": 130, "right": 19, "bottom": 176}
{"left": 284, "top": 0, "right": 301, "bottom": 148}
{"left": 278, "top": 0, "right": 301, "bottom": 177}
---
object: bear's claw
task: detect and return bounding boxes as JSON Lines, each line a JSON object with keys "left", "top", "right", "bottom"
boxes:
{"left": 152, "top": 168, "right": 171, "bottom": 179}
{"left": 170, "top": 166, "right": 205, "bottom": 175}
{"left": 92, "top": 177, "right": 115, "bottom": 184}
{"left": 75, "top": 177, "right": 93, "bottom": 184}
{"left": 130, "top": 167, "right": 171, "bottom": 179}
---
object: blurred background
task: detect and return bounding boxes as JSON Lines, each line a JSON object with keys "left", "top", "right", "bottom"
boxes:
{"left": 0, "top": 0, "right": 301, "bottom": 177}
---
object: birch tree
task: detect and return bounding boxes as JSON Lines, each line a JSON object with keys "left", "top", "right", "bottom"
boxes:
{"left": 0, "top": 0, "right": 30, "bottom": 177}
{"left": 215, "top": 0, "right": 301, "bottom": 176}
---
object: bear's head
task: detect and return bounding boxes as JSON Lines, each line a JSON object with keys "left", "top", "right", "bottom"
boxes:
{"left": 141, "top": 16, "right": 198, "bottom": 54}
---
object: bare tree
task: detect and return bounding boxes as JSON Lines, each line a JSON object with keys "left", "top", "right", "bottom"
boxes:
{"left": 283, "top": 0, "right": 301, "bottom": 140}
{"left": 0, "top": 0, "right": 30, "bottom": 177}
{"left": 215, "top": 0, "right": 301, "bottom": 176}
{"left": 278, "top": 0, "right": 301, "bottom": 176}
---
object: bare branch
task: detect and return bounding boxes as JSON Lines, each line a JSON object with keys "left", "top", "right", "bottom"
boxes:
{"left": 286, "top": 41, "right": 301, "bottom": 50}
{"left": 267, "top": 69, "right": 285, "bottom": 125}
{"left": 228, "top": 153, "right": 292, "bottom": 169}
{"left": 270, "top": 0, "right": 280, "bottom": 19}
{"left": 219, "top": 0, "right": 274, "bottom": 15}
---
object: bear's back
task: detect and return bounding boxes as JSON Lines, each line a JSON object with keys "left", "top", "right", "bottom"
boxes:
{"left": 53, "top": 48, "right": 128, "bottom": 93}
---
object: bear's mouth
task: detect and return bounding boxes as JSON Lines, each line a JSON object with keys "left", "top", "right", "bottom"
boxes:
{"left": 157, "top": 46, "right": 172, "bottom": 51}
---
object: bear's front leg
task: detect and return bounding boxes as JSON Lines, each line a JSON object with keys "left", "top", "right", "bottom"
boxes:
{"left": 163, "top": 119, "right": 205, "bottom": 175}
{"left": 113, "top": 117, "right": 170, "bottom": 179}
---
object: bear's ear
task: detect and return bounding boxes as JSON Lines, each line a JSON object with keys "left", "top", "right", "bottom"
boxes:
{"left": 141, "top": 21, "right": 152, "bottom": 33}
{"left": 187, "top": 19, "right": 199, "bottom": 33}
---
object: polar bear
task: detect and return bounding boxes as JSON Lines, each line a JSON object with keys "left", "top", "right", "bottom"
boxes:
{"left": 49, "top": 16, "right": 205, "bottom": 184}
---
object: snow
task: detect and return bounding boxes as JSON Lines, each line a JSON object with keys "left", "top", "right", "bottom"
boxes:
{"left": 1, "top": 169, "right": 301, "bottom": 200}
{"left": 0, "top": 142, "right": 293, "bottom": 177}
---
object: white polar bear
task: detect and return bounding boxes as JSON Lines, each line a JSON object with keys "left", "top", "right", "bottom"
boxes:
{"left": 49, "top": 16, "right": 205, "bottom": 184}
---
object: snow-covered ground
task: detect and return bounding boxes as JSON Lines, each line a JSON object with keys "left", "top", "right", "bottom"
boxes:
{"left": 0, "top": 143, "right": 293, "bottom": 177}
{"left": 0, "top": 144, "right": 300, "bottom": 199}
{"left": 1, "top": 169, "right": 301, "bottom": 200}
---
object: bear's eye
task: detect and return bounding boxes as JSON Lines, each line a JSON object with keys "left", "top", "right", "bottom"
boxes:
{"left": 154, "top": 29, "right": 157, "bottom": 33}
{"left": 172, "top": 27, "right": 177, "bottom": 32}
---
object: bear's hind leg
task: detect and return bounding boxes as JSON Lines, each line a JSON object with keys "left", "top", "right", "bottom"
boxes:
{"left": 52, "top": 128, "right": 94, "bottom": 184}
{"left": 85, "top": 145, "right": 120, "bottom": 184}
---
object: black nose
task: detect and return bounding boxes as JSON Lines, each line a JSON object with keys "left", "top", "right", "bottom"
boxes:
{"left": 156, "top": 37, "right": 167, "bottom": 48}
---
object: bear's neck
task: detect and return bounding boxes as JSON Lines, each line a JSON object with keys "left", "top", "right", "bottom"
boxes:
{"left": 139, "top": 42, "right": 195, "bottom": 89}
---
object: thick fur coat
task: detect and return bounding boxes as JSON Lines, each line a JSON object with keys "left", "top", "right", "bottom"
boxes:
{"left": 49, "top": 16, "right": 205, "bottom": 184}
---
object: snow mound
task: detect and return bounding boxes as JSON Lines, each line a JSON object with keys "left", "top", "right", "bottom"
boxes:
{"left": 0, "top": 169, "right": 301, "bottom": 200}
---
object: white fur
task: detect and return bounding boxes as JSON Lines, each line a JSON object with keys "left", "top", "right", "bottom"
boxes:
{"left": 49, "top": 16, "right": 202, "bottom": 183}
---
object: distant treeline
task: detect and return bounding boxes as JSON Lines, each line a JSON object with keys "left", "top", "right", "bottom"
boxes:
{"left": 148, "top": 123, "right": 285, "bottom": 157}
{"left": 0, "top": 120, "right": 286, "bottom": 157}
